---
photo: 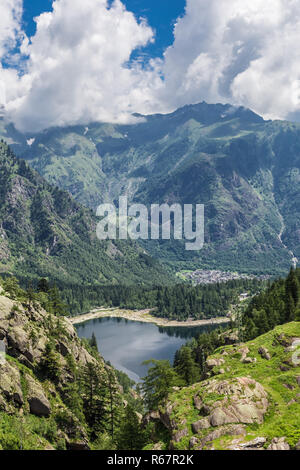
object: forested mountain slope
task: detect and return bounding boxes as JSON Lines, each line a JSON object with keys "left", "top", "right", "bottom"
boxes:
{"left": 1, "top": 102, "right": 299, "bottom": 274}
{"left": 0, "top": 141, "right": 172, "bottom": 286}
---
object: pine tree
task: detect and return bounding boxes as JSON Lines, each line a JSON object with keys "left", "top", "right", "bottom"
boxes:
{"left": 174, "top": 346, "right": 200, "bottom": 385}
{"left": 37, "top": 278, "right": 50, "bottom": 293}
{"left": 90, "top": 332, "right": 98, "bottom": 351}
{"left": 286, "top": 292, "right": 295, "bottom": 321}
{"left": 116, "top": 405, "right": 146, "bottom": 450}
{"left": 141, "top": 360, "right": 184, "bottom": 409}
{"left": 40, "top": 342, "right": 61, "bottom": 381}
{"left": 81, "top": 362, "right": 108, "bottom": 438}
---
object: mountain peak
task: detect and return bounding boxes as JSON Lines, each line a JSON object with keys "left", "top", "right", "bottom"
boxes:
{"left": 169, "top": 101, "right": 264, "bottom": 125}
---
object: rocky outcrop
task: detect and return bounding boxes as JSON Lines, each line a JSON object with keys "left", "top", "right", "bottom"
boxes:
{"left": 142, "top": 410, "right": 160, "bottom": 426}
{"left": 66, "top": 439, "right": 90, "bottom": 451}
{"left": 26, "top": 375, "right": 51, "bottom": 417}
{"left": 158, "top": 376, "right": 269, "bottom": 450}
{"left": 0, "top": 360, "right": 51, "bottom": 418}
{"left": 0, "top": 362, "right": 23, "bottom": 409}
{"left": 173, "top": 428, "right": 188, "bottom": 443}
{"left": 197, "top": 424, "right": 246, "bottom": 450}
{"left": 0, "top": 295, "right": 96, "bottom": 378}
{"left": 267, "top": 437, "right": 290, "bottom": 450}
{"left": 229, "top": 436, "right": 266, "bottom": 450}
{"left": 193, "top": 377, "right": 269, "bottom": 428}
{"left": 258, "top": 347, "right": 271, "bottom": 361}
{"left": 206, "top": 358, "right": 225, "bottom": 369}
{"left": 192, "top": 418, "right": 210, "bottom": 432}
{"left": 149, "top": 322, "right": 300, "bottom": 451}
{"left": 237, "top": 346, "right": 257, "bottom": 364}
{"left": 0, "top": 291, "right": 111, "bottom": 450}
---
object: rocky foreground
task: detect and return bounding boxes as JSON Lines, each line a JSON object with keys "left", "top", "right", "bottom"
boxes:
{"left": 0, "top": 289, "right": 121, "bottom": 450}
{"left": 144, "top": 322, "right": 300, "bottom": 450}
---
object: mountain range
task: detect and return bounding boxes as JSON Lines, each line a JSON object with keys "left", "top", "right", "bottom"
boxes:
{"left": 1, "top": 102, "right": 300, "bottom": 275}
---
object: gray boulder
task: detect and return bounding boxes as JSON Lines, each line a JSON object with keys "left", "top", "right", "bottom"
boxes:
{"left": 267, "top": 437, "right": 290, "bottom": 450}
{"left": 26, "top": 374, "right": 51, "bottom": 417}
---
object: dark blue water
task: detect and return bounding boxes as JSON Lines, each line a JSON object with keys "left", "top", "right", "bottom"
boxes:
{"left": 76, "top": 317, "right": 220, "bottom": 382}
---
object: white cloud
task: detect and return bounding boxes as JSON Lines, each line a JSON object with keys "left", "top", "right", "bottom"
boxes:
{"left": 0, "top": 0, "right": 23, "bottom": 57}
{"left": 2, "top": 0, "right": 300, "bottom": 130}
{"left": 3, "top": 0, "right": 163, "bottom": 131}
{"left": 159, "top": 0, "right": 300, "bottom": 120}
{"left": 0, "top": 0, "right": 24, "bottom": 107}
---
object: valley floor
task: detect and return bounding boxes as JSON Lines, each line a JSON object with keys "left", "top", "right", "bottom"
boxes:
{"left": 70, "top": 307, "right": 230, "bottom": 327}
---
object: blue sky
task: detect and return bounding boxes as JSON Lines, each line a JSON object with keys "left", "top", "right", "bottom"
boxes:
{"left": 22, "top": 0, "right": 186, "bottom": 59}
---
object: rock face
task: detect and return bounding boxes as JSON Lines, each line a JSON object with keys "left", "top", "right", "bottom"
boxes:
{"left": 0, "top": 361, "right": 51, "bottom": 417}
{"left": 26, "top": 375, "right": 51, "bottom": 417}
{"left": 158, "top": 376, "right": 269, "bottom": 450}
{"left": 0, "top": 292, "right": 112, "bottom": 450}
{"left": 267, "top": 438, "right": 290, "bottom": 450}
{"left": 193, "top": 377, "right": 269, "bottom": 428}
{"left": 0, "top": 362, "right": 23, "bottom": 409}
{"left": 0, "top": 294, "right": 96, "bottom": 377}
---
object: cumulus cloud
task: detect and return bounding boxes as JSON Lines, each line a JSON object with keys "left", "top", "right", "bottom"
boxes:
{"left": 0, "top": 0, "right": 23, "bottom": 57}
{"left": 0, "top": 0, "right": 25, "bottom": 107}
{"left": 4, "top": 0, "right": 165, "bottom": 131}
{"left": 159, "top": 0, "right": 300, "bottom": 120}
{"left": 2, "top": 0, "right": 300, "bottom": 130}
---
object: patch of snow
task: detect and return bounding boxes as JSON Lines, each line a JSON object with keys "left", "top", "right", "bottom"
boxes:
{"left": 26, "top": 138, "right": 35, "bottom": 146}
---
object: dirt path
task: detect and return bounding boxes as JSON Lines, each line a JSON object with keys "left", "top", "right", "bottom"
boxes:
{"left": 70, "top": 307, "right": 230, "bottom": 328}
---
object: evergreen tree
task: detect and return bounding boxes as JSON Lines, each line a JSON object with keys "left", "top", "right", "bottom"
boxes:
{"left": 48, "top": 285, "right": 68, "bottom": 317}
{"left": 40, "top": 342, "right": 61, "bottom": 381}
{"left": 90, "top": 332, "right": 98, "bottom": 351}
{"left": 141, "top": 360, "right": 184, "bottom": 409}
{"left": 174, "top": 346, "right": 200, "bottom": 385}
{"left": 116, "top": 405, "right": 146, "bottom": 450}
{"left": 37, "top": 278, "right": 50, "bottom": 293}
{"left": 81, "top": 363, "right": 108, "bottom": 438}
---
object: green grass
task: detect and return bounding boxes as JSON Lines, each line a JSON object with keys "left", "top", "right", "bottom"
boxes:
{"left": 158, "top": 322, "right": 300, "bottom": 450}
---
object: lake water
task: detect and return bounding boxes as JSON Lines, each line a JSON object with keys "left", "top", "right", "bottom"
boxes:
{"left": 76, "top": 317, "right": 221, "bottom": 382}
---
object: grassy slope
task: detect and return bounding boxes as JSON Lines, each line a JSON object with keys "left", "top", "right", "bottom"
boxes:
{"left": 157, "top": 322, "right": 300, "bottom": 450}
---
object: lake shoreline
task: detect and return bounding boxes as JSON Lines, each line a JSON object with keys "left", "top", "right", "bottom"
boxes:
{"left": 70, "top": 307, "right": 230, "bottom": 328}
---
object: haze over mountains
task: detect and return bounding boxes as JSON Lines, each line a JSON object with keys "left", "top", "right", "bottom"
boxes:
{"left": 1, "top": 101, "right": 300, "bottom": 276}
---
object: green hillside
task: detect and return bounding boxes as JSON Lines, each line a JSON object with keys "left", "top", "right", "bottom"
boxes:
{"left": 0, "top": 141, "right": 172, "bottom": 287}
{"left": 145, "top": 321, "right": 300, "bottom": 450}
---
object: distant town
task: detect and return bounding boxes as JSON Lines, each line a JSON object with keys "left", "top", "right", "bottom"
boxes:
{"left": 181, "top": 269, "right": 271, "bottom": 285}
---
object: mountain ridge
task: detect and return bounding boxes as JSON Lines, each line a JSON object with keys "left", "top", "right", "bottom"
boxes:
{"left": 1, "top": 102, "right": 300, "bottom": 275}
